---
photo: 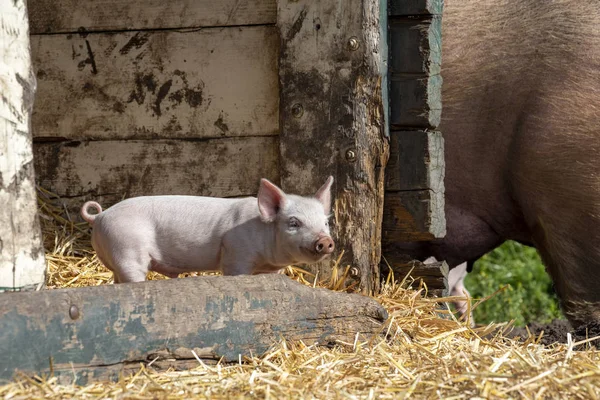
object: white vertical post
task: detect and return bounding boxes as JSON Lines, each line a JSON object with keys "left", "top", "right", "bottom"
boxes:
{"left": 0, "top": 0, "right": 46, "bottom": 291}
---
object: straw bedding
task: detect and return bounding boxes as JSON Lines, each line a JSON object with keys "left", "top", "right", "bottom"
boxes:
{"left": 2, "top": 189, "right": 600, "bottom": 399}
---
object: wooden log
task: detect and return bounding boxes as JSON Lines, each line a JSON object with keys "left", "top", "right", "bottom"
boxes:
{"left": 0, "top": 0, "right": 46, "bottom": 291}
{"left": 28, "top": 0, "right": 277, "bottom": 34}
{"left": 33, "top": 137, "right": 280, "bottom": 210}
{"left": 30, "top": 26, "right": 278, "bottom": 140}
{"left": 0, "top": 274, "right": 388, "bottom": 384}
{"left": 381, "top": 259, "right": 448, "bottom": 298}
{"left": 277, "top": 0, "right": 390, "bottom": 294}
{"left": 382, "top": 190, "right": 446, "bottom": 242}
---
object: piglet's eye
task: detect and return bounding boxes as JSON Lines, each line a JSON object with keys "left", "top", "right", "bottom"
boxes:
{"left": 289, "top": 217, "right": 301, "bottom": 228}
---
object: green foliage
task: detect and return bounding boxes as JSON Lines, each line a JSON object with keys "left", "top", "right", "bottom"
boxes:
{"left": 463, "top": 241, "right": 564, "bottom": 326}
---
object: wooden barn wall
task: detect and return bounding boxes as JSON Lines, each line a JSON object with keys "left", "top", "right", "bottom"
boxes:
{"left": 28, "top": 0, "right": 279, "bottom": 210}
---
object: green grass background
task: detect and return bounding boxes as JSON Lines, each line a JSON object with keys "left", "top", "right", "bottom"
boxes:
{"left": 464, "top": 241, "right": 564, "bottom": 326}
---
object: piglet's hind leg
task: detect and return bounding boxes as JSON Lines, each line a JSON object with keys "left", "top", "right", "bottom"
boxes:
{"left": 113, "top": 267, "right": 148, "bottom": 283}
{"left": 111, "top": 251, "right": 152, "bottom": 283}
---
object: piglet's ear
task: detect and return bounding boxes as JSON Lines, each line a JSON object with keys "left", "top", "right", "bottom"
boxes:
{"left": 315, "top": 176, "right": 334, "bottom": 215}
{"left": 258, "top": 179, "right": 287, "bottom": 222}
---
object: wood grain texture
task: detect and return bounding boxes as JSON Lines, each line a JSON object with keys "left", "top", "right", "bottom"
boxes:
{"left": 28, "top": 0, "right": 277, "bottom": 34}
{"left": 386, "top": 130, "right": 444, "bottom": 192}
{"left": 389, "top": 75, "right": 442, "bottom": 129}
{"left": 382, "top": 190, "right": 446, "bottom": 242}
{"left": 0, "top": 274, "right": 388, "bottom": 384}
{"left": 381, "top": 259, "right": 448, "bottom": 298}
{"left": 389, "top": 17, "right": 442, "bottom": 129}
{"left": 33, "top": 137, "right": 280, "bottom": 209}
{"left": 0, "top": 0, "right": 46, "bottom": 291}
{"left": 278, "top": 0, "right": 389, "bottom": 294}
{"left": 385, "top": 3, "right": 445, "bottom": 243}
{"left": 30, "top": 26, "right": 278, "bottom": 140}
{"left": 389, "top": 0, "right": 443, "bottom": 16}
{"left": 389, "top": 19, "right": 441, "bottom": 76}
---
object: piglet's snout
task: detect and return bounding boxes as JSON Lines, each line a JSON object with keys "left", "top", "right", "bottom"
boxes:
{"left": 315, "top": 236, "right": 335, "bottom": 254}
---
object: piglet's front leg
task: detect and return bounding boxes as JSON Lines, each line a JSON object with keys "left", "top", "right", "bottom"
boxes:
{"left": 219, "top": 245, "right": 257, "bottom": 276}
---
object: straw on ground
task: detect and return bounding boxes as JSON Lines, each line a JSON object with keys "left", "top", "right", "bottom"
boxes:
{"left": 1, "top": 189, "right": 599, "bottom": 399}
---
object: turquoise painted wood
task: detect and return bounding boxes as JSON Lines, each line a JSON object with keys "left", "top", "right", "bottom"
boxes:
{"left": 384, "top": 129, "right": 445, "bottom": 241}
{"left": 383, "top": 0, "right": 446, "bottom": 244}
{"left": 389, "top": 0, "right": 442, "bottom": 16}
{"left": 0, "top": 275, "right": 387, "bottom": 384}
{"left": 386, "top": 130, "right": 444, "bottom": 193}
{"left": 388, "top": 14, "right": 442, "bottom": 129}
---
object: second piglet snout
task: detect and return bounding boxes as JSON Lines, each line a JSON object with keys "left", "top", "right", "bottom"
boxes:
{"left": 315, "top": 235, "right": 335, "bottom": 255}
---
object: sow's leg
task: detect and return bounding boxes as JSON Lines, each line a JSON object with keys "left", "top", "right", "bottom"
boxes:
{"left": 512, "top": 91, "right": 600, "bottom": 328}
{"left": 515, "top": 125, "right": 600, "bottom": 327}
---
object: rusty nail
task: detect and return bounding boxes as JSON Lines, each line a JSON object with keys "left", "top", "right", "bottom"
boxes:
{"left": 345, "top": 149, "right": 357, "bottom": 162}
{"left": 291, "top": 103, "right": 304, "bottom": 118}
{"left": 348, "top": 37, "right": 360, "bottom": 51}
{"left": 69, "top": 305, "right": 80, "bottom": 320}
{"left": 350, "top": 267, "right": 360, "bottom": 278}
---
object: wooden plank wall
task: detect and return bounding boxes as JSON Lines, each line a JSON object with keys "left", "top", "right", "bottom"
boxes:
{"left": 383, "top": 0, "right": 445, "bottom": 244}
{"left": 28, "top": 0, "right": 280, "bottom": 211}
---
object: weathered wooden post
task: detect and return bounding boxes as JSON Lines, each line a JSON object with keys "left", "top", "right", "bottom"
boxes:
{"left": 0, "top": 0, "right": 46, "bottom": 291}
{"left": 278, "top": 0, "right": 390, "bottom": 294}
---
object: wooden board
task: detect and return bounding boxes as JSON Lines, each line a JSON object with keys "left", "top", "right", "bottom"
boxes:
{"left": 384, "top": 0, "right": 446, "bottom": 245}
{"left": 386, "top": 130, "right": 444, "bottom": 192}
{"left": 0, "top": 0, "right": 46, "bottom": 291}
{"left": 389, "top": 0, "right": 443, "bottom": 16}
{"left": 33, "top": 137, "right": 280, "bottom": 209}
{"left": 389, "top": 17, "right": 442, "bottom": 129}
{"left": 278, "top": 0, "right": 390, "bottom": 293}
{"left": 381, "top": 259, "right": 448, "bottom": 298}
{"left": 30, "top": 26, "right": 278, "bottom": 140}
{"left": 28, "top": 0, "right": 277, "bottom": 34}
{"left": 0, "top": 274, "right": 388, "bottom": 384}
{"left": 389, "top": 19, "right": 441, "bottom": 76}
{"left": 382, "top": 190, "right": 446, "bottom": 242}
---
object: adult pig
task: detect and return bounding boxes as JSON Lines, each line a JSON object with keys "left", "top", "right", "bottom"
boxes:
{"left": 81, "top": 177, "right": 335, "bottom": 283}
{"left": 393, "top": 0, "right": 600, "bottom": 327}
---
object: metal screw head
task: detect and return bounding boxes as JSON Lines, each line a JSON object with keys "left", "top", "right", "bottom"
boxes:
{"left": 348, "top": 37, "right": 360, "bottom": 51}
{"left": 350, "top": 267, "right": 360, "bottom": 278}
{"left": 291, "top": 103, "right": 304, "bottom": 118}
{"left": 345, "top": 149, "right": 357, "bottom": 162}
{"left": 69, "top": 305, "right": 80, "bottom": 320}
